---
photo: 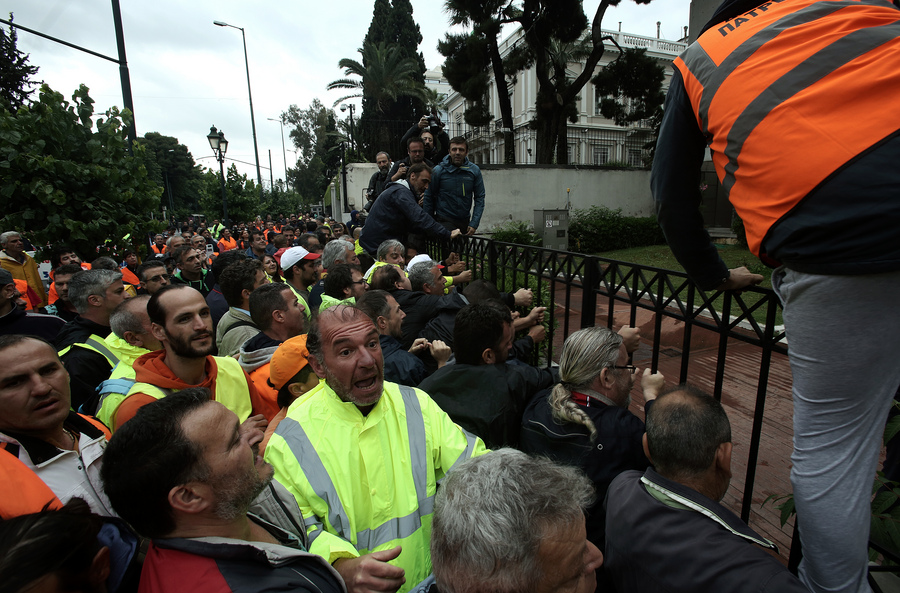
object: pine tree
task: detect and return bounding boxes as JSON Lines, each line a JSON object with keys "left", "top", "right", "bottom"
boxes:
{"left": 0, "top": 14, "right": 39, "bottom": 111}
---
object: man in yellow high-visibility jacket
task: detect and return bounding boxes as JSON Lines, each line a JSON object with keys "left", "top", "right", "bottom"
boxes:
{"left": 265, "top": 305, "right": 487, "bottom": 593}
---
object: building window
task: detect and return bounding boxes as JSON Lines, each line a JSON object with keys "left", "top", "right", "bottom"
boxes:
{"left": 592, "top": 144, "right": 611, "bottom": 165}
{"left": 627, "top": 148, "right": 643, "bottom": 167}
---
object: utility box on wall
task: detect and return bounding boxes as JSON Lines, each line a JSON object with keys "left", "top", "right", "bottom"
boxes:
{"left": 534, "top": 209, "right": 569, "bottom": 251}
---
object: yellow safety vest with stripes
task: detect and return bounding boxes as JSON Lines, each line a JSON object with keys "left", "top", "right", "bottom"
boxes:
{"left": 264, "top": 381, "right": 487, "bottom": 593}
{"left": 118, "top": 356, "right": 253, "bottom": 424}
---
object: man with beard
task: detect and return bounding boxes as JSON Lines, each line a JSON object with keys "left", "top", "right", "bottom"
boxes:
{"left": 397, "top": 116, "right": 451, "bottom": 172}
{"left": 365, "top": 151, "right": 392, "bottom": 206}
{"left": 101, "top": 389, "right": 344, "bottom": 593}
{"left": 359, "top": 163, "right": 461, "bottom": 257}
{"left": 109, "top": 285, "right": 266, "bottom": 431}
{"left": 264, "top": 305, "right": 487, "bottom": 593}
{"left": 386, "top": 137, "right": 430, "bottom": 184}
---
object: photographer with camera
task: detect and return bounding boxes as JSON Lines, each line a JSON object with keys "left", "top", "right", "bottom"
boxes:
{"left": 387, "top": 115, "right": 451, "bottom": 182}
{"left": 408, "top": 114, "right": 450, "bottom": 163}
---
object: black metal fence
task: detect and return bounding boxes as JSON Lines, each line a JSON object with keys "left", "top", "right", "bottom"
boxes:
{"left": 428, "top": 235, "right": 789, "bottom": 531}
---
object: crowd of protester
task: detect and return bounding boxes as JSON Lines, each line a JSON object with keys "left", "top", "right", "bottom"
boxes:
{"left": 0, "top": 107, "right": 815, "bottom": 593}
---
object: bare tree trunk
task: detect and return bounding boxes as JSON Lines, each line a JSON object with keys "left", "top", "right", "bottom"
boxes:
{"left": 487, "top": 36, "right": 516, "bottom": 164}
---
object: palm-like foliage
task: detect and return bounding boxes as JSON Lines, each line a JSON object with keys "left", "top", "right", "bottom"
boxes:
{"left": 327, "top": 42, "right": 428, "bottom": 114}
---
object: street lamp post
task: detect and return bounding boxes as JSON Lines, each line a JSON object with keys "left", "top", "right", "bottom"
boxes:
{"left": 213, "top": 20, "right": 263, "bottom": 202}
{"left": 268, "top": 116, "right": 288, "bottom": 184}
{"left": 208, "top": 126, "right": 230, "bottom": 226}
{"left": 340, "top": 103, "right": 356, "bottom": 154}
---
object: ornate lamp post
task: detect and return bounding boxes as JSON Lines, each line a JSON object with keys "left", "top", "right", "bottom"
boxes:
{"left": 207, "top": 126, "right": 229, "bottom": 226}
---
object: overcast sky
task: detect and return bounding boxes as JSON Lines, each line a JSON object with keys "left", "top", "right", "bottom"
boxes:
{"left": 10, "top": 0, "right": 691, "bottom": 183}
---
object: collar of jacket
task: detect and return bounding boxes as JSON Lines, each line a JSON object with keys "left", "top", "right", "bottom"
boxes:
{"left": 2, "top": 411, "right": 106, "bottom": 464}
{"left": 640, "top": 467, "right": 777, "bottom": 551}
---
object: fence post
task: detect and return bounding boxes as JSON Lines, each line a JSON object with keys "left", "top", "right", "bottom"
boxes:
{"left": 581, "top": 256, "right": 598, "bottom": 329}
{"left": 488, "top": 240, "right": 498, "bottom": 285}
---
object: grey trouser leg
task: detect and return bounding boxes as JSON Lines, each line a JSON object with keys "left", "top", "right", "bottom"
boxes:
{"left": 774, "top": 269, "right": 900, "bottom": 593}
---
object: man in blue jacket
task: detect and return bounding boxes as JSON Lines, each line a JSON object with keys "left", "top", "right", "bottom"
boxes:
{"left": 423, "top": 137, "right": 485, "bottom": 235}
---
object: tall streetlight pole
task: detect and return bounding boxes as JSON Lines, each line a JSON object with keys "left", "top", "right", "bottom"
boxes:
{"left": 213, "top": 20, "right": 263, "bottom": 202}
{"left": 340, "top": 103, "right": 356, "bottom": 154}
{"left": 207, "top": 126, "right": 230, "bottom": 226}
{"left": 267, "top": 117, "right": 288, "bottom": 183}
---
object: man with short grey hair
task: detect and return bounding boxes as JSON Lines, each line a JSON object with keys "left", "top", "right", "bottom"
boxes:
{"left": 604, "top": 386, "right": 807, "bottom": 592}
{"left": 431, "top": 448, "right": 604, "bottom": 593}
{"left": 308, "top": 239, "right": 360, "bottom": 311}
{"left": 0, "top": 231, "right": 46, "bottom": 308}
{"left": 55, "top": 269, "right": 129, "bottom": 412}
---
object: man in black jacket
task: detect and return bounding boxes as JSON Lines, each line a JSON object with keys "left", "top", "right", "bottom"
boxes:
{"left": 419, "top": 301, "right": 557, "bottom": 449}
{"left": 605, "top": 386, "right": 807, "bottom": 593}
{"left": 358, "top": 163, "right": 460, "bottom": 256}
{"left": 365, "top": 151, "right": 392, "bottom": 206}
{"left": 55, "top": 269, "right": 129, "bottom": 412}
{"left": 397, "top": 115, "right": 450, "bottom": 167}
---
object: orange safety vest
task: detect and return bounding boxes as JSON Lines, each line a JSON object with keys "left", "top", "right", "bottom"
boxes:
{"left": 152, "top": 244, "right": 166, "bottom": 255}
{"left": 13, "top": 279, "right": 40, "bottom": 311}
{"left": 218, "top": 236, "right": 238, "bottom": 252}
{"left": 0, "top": 447, "right": 63, "bottom": 518}
{"left": 674, "top": 0, "right": 900, "bottom": 255}
{"left": 0, "top": 414, "right": 109, "bottom": 519}
{"left": 121, "top": 266, "right": 140, "bottom": 286}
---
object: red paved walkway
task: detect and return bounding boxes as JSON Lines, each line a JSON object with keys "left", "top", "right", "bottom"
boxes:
{"left": 548, "top": 283, "right": 797, "bottom": 561}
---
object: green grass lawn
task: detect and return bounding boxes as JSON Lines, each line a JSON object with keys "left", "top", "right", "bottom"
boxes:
{"left": 594, "top": 243, "right": 783, "bottom": 328}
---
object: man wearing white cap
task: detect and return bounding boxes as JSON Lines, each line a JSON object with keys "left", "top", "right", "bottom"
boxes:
{"left": 280, "top": 246, "right": 322, "bottom": 319}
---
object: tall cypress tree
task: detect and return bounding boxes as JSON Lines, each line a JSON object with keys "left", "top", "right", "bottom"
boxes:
{"left": 357, "top": 0, "right": 427, "bottom": 160}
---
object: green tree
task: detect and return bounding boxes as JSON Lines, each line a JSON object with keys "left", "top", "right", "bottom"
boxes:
{"left": 137, "top": 132, "right": 203, "bottom": 212}
{"left": 356, "top": 0, "right": 428, "bottom": 159}
{"left": 440, "top": 0, "right": 655, "bottom": 164}
{"left": 440, "top": 0, "right": 520, "bottom": 163}
{"left": 593, "top": 47, "right": 665, "bottom": 126}
{"left": 198, "top": 164, "right": 259, "bottom": 224}
{"left": 0, "top": 84, "right": 161, "bottom": 258}
{"left": 282, "top": 99, "right": 342, "bottom": 206}
{"left": 0, "top": 14, "right": 39, "bottom": 111}
{"left": 328, "top": 41, "right": 428, "bottom": 158}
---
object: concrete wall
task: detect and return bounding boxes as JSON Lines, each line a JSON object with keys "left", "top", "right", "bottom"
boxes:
{"left": 343, "top": 163, "right": 654, "bottom": 230}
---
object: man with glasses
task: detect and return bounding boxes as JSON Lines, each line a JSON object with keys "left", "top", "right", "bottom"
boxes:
{"left": 319, "top": 264, "right": 367, "bottom": 313}
{"left": 519, "top": 325, "right": 663, "bottom": 588}
{"left": 387, "top": 137, "right": 430, "bottom": 184}
{"left": 136, "top": 261, "right": 170, "bottom": 296}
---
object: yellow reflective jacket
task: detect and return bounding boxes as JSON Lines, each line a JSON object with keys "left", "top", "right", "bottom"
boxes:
{"left": 264, "top": 381, "right": 487, "bottom": 592}
{"left": 94, "top": 334, "right": 152, "bottom": 429}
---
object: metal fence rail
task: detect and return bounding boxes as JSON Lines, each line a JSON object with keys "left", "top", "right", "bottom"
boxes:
{"left": 430, "top": 235, "right": 789, "bottom": 526}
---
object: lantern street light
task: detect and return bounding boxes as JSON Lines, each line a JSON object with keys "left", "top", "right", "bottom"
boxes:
{"left": 208, "top": 125, "right": 230, "bottom": 226}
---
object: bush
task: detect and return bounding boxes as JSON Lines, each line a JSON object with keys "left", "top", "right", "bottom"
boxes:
{"left": 569, "top": 206, "right": 665, "bottom": 253}
{"left": 731, "top": 209, "right": 749, "bottom": 248}
{"left": 489, "top": 220, "right": 541, "bottom": 246}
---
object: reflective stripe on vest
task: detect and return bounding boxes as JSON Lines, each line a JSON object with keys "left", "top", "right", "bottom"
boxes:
{"left": 59, "top": 335, "right": 120, "bottom": 368}
{"left": 674, "top": 0, "right": 900, "bottom": 253}
{"left": 278, "top": 385, "right": 429, "bottom": 550}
